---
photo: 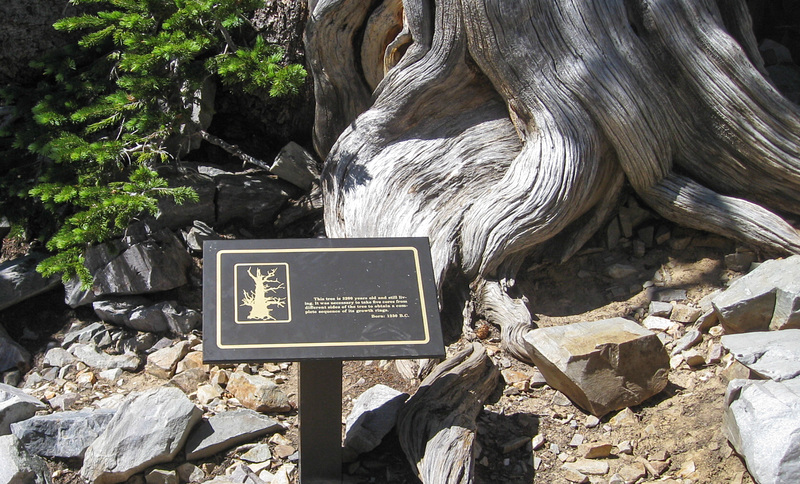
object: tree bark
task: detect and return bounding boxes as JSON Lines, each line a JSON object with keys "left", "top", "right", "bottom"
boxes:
{"left": 306, "top": 0, "right": 800, "bottom": 479}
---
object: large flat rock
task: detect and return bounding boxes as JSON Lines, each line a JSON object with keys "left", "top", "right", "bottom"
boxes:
{"left": 523, "top": 318, "right": 669, "bottom": 417}
{"left": 184, "top": 409, "right": 284, "bottom": 460}
{"left": 721, "top": 330, "right": 800, "bottom": 382}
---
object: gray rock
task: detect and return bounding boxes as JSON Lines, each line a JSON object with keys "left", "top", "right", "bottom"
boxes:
{"left": 724, "top": 378, "right": 800, "bottom": 483}
{"left": 63, "top": 276, "right": 96, "bottom": 308}
{"left": 0, "top": 434, "right": 52, "bottom": 484}
{"left": 671, "top": 329, "right": 703, "bottom": 357}
{"left": 93, "top": 299, "right": 199, "bottom": 334}
{"left": 721, "top": 330, "right": 800, "bottom": 382}
{"left": 215, "top": 174, "right": 292, "bottom": 231}
{"left": 344, "top": 384, "right": 407, "bottom": 456}
{"left": 713, "top": 256, "right": 800, "bottom": 333}
{"left": 606, "top": 264, "right": 637, "bottom": 279}
{"left": 655, "top": 289, "right": 687, "bottom": 302}
{"left": 184, "top": 409, "right": 284, "bottom": 460}
{"left": 42, "top": 347, "right": 78, "bottom": 368}
{"left": 145, "top": 469, "right": 178, "bottom": 484}
{"left": 155, "top": 171, "right": 216, "bottom": 230}
{"left": 81, "top": 386, "right": 202, "bottom": 484}
{"left": 85, "top": 224, "right": 192, "bottom": 297}
{"left": 181, "top": 221, "right": 218, "bottom": 254}
{"left": 10, "top": 409, "right": 115, "bottom": 458}
{"left": 648, "top": 301, "right": 673, "bottom": 318}
{"left": 0, "top": 254, "right": 61, "bottom": 312}
{"left": 523, "top": 318, "right": 669, "bottom": 417}
{"left": 270, "top": 142, "right": 319, "bottom": 191}
{"left": 69, "top": 344, "right": 141, "bottom": 372}
{"left": 62, "top": 322, "right": 111, "bottom": 348}
{"left": 0, "top": 383, "right": 47, "bottom": 435}
{"left": 0, "top": 324, "right": 30, "bottom": 373}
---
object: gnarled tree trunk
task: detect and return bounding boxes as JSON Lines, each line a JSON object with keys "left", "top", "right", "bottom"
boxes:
{"left": 305, "top": 0, "right": 800, "bottom": 480}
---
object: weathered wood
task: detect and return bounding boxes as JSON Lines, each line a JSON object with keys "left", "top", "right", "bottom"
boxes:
{"left": 396, "top": 343, "right": 499, "bottom": 483}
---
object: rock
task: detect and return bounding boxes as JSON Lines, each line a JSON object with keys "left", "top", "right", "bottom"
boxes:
{"left": 176, "top": 352, "right": 205, "bottom": 374}
{"left": 577, "top": 442, "right": 613, "bottom": 459}
{"left": 712, "top": 255, "right": 800, "bottom": 332}
{"left": 155, "top": 171, "right": 216, "bottom": 230}
{"left": 227, "top": 463, "right": 268, "bottom": 484}
{"left": 170, "top": 368, "right": 208, "bottom": 394}
{"left": 215, "top": 174, "right": 293, "bottom": 231}
{"left": 606, "top": 264, "right": 637, "bottom": 279}
{"left": 725, "top": 251, "right": 757, "bottom": 272}
{"left": 81, "top": 386, "right": 202, "bottom": 484}
{"left": 85, "top": 224, "right": 192, "bottom": 297}
{"left": 270, "top": 142, "right": 319, "bottom": 191}
{"left": 344, "top": 384, "right": 407, "bottom": 456}
{"left": 225, "top": 372, "right": 291, "bottom": 413}
{"left": 10, "top": 409, "right": 115, "bottom": 458}
{"left": 562, "top": 458, "right": 609, "bottom": 475}
{"left": 0, "top": 383, "right": 47, "bottom": 435}
{"left": 671, "top": 304, "right": 702, "bottom": 324}
{"left": 42, "top": 347, "right": 78, "bottom": 368}
{"left": 0, "top": 253, "right": 61, "bottom": 312}
{"left": 146, "top": 341, "right": 192, "bottom": 379}
{"left": 0, "top": 324, "right": 30, "bottom": 373}
{"left": 642, "top": 315, "right": 673, "bottom": 332}
{"left": 617, "top": 462, "right": 647, "bottom": 483}
{"left": 176, "top": 463, "right": 205, "bottom": 483}
{"left": 48, "top": 392, "right": 78, "bottom": 411}
{"left": 195, "top": 384, "right": 222, "bottom": 406}
{"left": 760, "top": 38, "right": 794, "bottom": 66}
{"left": 609, "top": 408, "right": 637, "bottom": 427}
{"left": 101, "top": 299, "right": 198, "bottom": 335}
{"left": 69, "top": 344, "right": 141, "bottom": 372}
{"left": 184, "top": 409, "right": 284, "bottom": 460}
{"left": 145, "top": 469, "right": 178, "bottom": 484}
{"left": 563, "top": 468, "right": 588, "bottom": 483}
{"left": 181, "top": 221, "right": 218, "bottom": 254}
{"left": 721, "top": 330, "right": 800, "bottom": 381}
{"left": 0, "top": 434, "right": 52, "bottom": 484}
{"left": 655, "top": 289, "right": 687, "bottom": 302}
{"left": 531, "top": 434, "right": 545, "bottom": 450}
{"left": 683, "top": 350, "right": 706, "bottom": 368}
{"left": 63, "top": 276, "right": 96, "bottom": 308}
{"left": 724, "top": 378, "right": 800, "bottom": 484}
{"left": 241, "top": 444, "right": 272, "bottom": 463}
{"left": 523, "top": 318, "right": 669, "bottom": 417}
{"left": 648, "top": 301, "right": 673, "bottom": 318}
{"left": 62, "top": 322, "right": 111, "bottom": 348}
{"left": 670, "top": 329, "right": 703, "bottom": 356}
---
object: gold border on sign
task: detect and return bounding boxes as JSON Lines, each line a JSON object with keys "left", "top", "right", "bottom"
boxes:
{"left": 215, "top": 247, "right": 431, "bottom": 349}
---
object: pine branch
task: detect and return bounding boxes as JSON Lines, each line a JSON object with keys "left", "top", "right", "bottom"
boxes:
{"left": 196, "top": 129, "right": 270, "bottom": 171}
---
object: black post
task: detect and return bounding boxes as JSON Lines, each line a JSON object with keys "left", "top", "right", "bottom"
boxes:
{"left": 298, "top": 359, "right": 343, "bottom": 483}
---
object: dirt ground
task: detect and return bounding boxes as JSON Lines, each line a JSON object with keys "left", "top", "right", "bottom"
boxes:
{"left": 1, "top": 214, "right": 760, "bottom": 484}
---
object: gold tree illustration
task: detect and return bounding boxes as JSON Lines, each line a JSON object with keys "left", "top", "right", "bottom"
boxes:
{"left": 241, "top": 267, "right": 286, "bottom": 320}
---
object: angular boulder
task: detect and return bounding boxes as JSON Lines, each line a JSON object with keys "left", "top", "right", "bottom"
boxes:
{"left": 721, "top": 330, "right": 800, "bottom": 382}
{"left": 93, "top": 299, "right": 200, "bottom": 334}
{"left": 0, "top": 253, "right": 60, "bottom": 312}
{"left": 226, "top": 372, "right": 291, "bottom": 413}
{"left": 0, "top": 384, "right": 47, "bottom": 435}
{"left": 344, "top": 384, "right": 407, "bottom": 456}
{"left": 10, "top": 409, "right": 115, "bottom": 459}
{"left": 523, "top": 318, "right": 669, "bottom": 417}
{"left": 69, "top": 344, "right": 141, "bottom": 372}
{"left": 724, "top": 378, "right": 800, "bottom": 484}
{"left": 81, "top": 386, "right": 202, "bottom": 484}
{"left": 270, "top": 142, "right": 319, "bottom": 191}
{"left": 85, "top": 224, "right": 192, "bottom": 297}
{"left": 0, "top": 434, "right": 52, "bottom": 484}
{"left": 712, "top": 255, "right": 800, "bottom": 333}
{"left": 184, "top": 409, "right": 284, "bottom": 460}
{"left": 215, "top": 174, "right": 293, "bottom": 230}
{"left": 0, "top": 324, "right": 30, "bottom": 373}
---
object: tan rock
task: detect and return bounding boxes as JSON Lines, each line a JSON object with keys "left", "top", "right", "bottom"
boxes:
{"left": 617, "top": 462, "right": 646, "bottom": 483}
{"left": 226, "top": 371, "right": 291, "bottom": 413}
{"left": 523, "top": 318, "right": 669, "bottom": 417}
{"left": 196, "top": 384, "right": 223, "bottom": 405}
{"left": 176, "top": 351, "right": 207, "bottom": 374}
{"left": 577, "top": 442, "right": 613, "bottom": 459}
{"left": 146, "top": 341, "right": 192, "bottom": 379}
{"left": 170, "top": 368, "right": 208, "bottom": 394}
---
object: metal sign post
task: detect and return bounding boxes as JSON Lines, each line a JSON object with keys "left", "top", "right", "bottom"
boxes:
{"left": 202, "top": 238, "right": 444, "bottom": 483}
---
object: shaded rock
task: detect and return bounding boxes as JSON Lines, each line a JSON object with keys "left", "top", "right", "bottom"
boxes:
{"left": 0, "top": 324, "right": 30, "bottom": 373}
{"left": 180, "top": 221, "right": 218, "bottom": 254}
{"left": 270, "top": 141, "right": 319, "bottom": 191}
{"left": 69, "top": 344, "right": 141, "bottom": 372}
{"left": 523, "top": 318, "right": 669, "bottom": 417}
{"left": 226, "top": 372, "right": 291, "bottom": 413}
{"left": 63, "top": 276, "right": 96, "bottom": 308}
{"left": 184, "top": 409, "right": 284, "bottom": 460}
{"left": 215, "top": 174, "right": 293, "bottom": 231}
{"left": 10, "top": 409, "right": 115, "bottom": 458}
{"left": 146, "top": 341, "right": 192, "bottom": 379}
{"left": 155, "top": 171, "right": 216, "bottom": 230}
{"left": 648, "top": 301, "right": 673, "bottom": 318}
{"left": 671, "top": 329, "right": 703, "bottom": 357}
{"left": 85, "top": 224, "right": 192, "bottom": 297}
{"left": 94, "top": 299, "right": 199, "bottom": 334}
{"left": 0, "top": 434, "right": 52, "bottom": 484}
{"left": 144, "top": 469, "right": 178, "bottom": 484}
{"left": 713, "top": 255, "right": 800, "bottom": 332}
{"left": 62, "top": 322, "right": 111, "bottom": 348}
{"left": 81, "top": 386, "right": 202, "bottom": 484}
{"left": 724, "top": 378, "right": 800, "bottom": 484}
{"left": 721, "top": 330, "right": 800, "bottom": 382}
{"left": 344, "top": 384, "right": 408, "bottom": 456}
{"left": 0, "top": 383, "right": 47, "bottom": 435}
{"left": 0, "top": 253, "right": 60, "bottom": 312}
{"left": 606, "top": 264, "right": 637, "bottom": 279}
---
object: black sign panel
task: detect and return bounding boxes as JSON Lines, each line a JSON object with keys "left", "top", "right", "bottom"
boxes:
{"left": 202, "top": 238, "right": 444, "bottom": 363}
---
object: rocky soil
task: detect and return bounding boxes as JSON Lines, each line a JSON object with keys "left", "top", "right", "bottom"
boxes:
{"left": 1, "top": 202, "right": 768, "bottom": 484}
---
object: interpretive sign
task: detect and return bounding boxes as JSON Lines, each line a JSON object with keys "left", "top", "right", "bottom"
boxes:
{"left": 202, "top": 237, "right": 445, "bottom": 363}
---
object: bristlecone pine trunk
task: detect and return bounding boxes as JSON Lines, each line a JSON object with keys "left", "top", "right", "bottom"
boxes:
{"left": 305, "top": 0, "right": 800, "bottom": 481}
